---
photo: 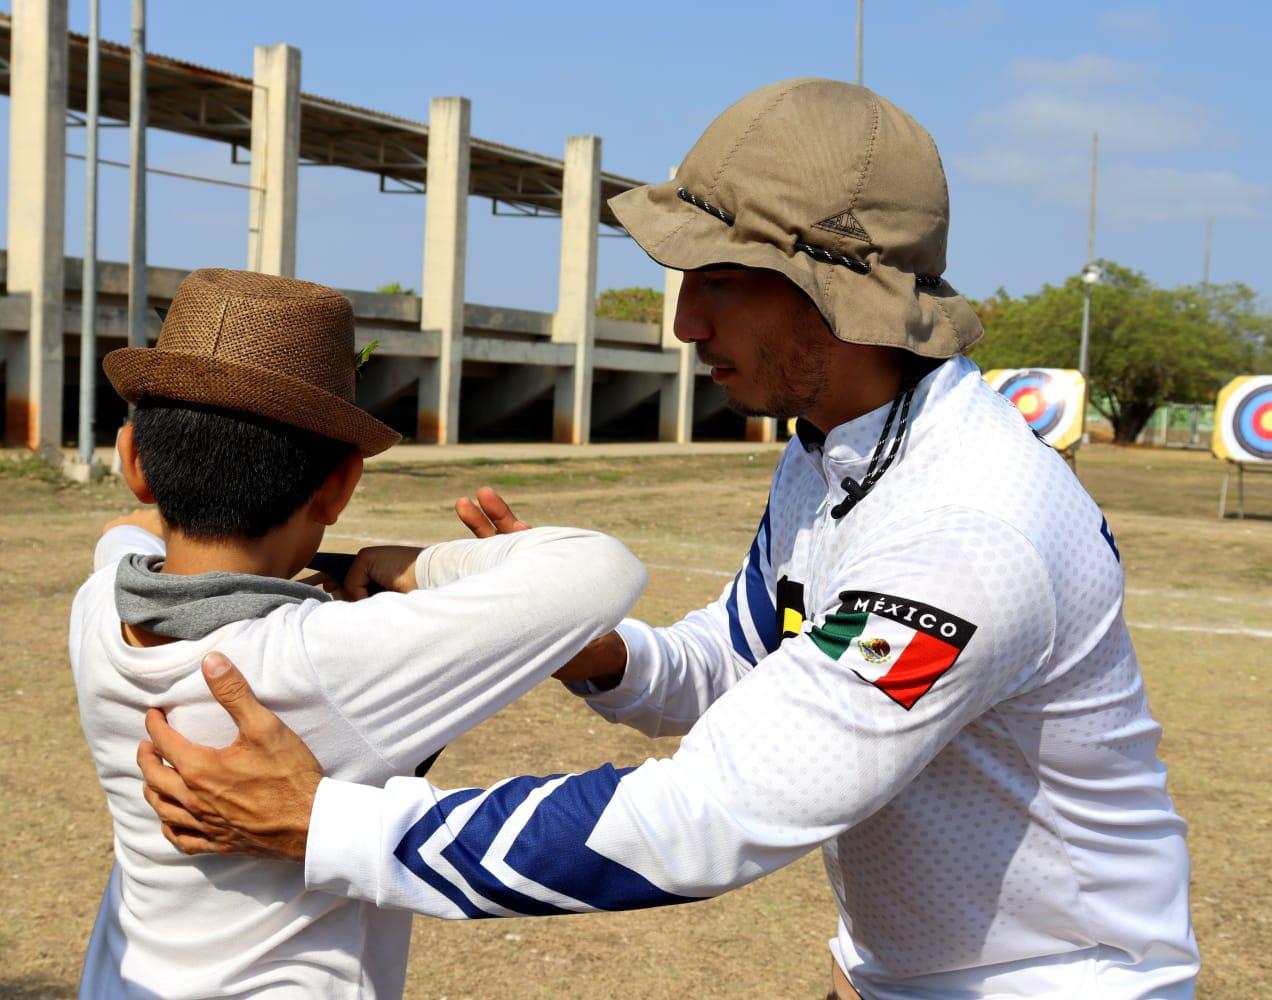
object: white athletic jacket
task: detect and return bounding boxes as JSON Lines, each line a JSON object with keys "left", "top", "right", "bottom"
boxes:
{"left": 306, "top": 356, "right": 1199, "bottom": 998}
{"left": 73, "top": 525, "right": 644, "bottom": 999}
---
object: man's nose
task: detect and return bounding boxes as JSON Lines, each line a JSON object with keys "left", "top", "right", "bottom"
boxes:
{"left": 672, "top": 274, "right": 710, "bottom": 345}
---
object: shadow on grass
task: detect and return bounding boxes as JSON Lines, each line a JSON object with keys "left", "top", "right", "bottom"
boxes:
{"left": 0, "top": 973, "right": 77, "bottom": 999}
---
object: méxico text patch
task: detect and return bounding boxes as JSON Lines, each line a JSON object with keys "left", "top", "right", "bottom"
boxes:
{"left": 810, "top": 590, "right": 977, "bottom": 710}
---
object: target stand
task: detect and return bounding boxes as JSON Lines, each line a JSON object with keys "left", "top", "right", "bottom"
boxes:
{"left": 1217, "top": 461, "right": 1272, "bottom": 520}
{"left": 1212, "top": 375, "right": 1272, "bottom": 519}
{"left": 984, "top": 368, "right": 1087, "bottom": 463}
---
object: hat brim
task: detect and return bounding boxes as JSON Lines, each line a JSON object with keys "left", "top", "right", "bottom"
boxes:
{"left": 103, "top": 349, "right": 401, "bottom": 456}
{"left": 610, "top": 182, "right": 982, "bottom": 358}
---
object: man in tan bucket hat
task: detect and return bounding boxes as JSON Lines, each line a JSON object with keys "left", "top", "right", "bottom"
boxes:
{"left": 136, "top": 85, "right": 1198, "bottom": 998}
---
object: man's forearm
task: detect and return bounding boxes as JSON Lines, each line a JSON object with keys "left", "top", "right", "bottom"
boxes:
{"left": 554, "top": 630, "right": 627, "bottom": 690}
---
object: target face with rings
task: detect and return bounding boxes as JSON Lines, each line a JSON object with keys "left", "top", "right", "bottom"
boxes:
{"left": 1213, "top": 375, "right": 1272, "bottom": 463}
{"left": 999, "top": 371, "right": 1065, "bottom": 437}
{"left": 983, "top": 368, "right": 1087, "bottom": 451}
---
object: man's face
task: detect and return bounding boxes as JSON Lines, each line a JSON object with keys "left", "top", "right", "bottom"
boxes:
{"left": 673, "top": 267, "right": 834, "bottom": 420}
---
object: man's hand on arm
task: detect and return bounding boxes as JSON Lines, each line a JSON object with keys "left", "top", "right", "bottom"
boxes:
{"left": 137, "top": 652, "right": 323, "bottom": 862}
{"left": 553, "top": 631, "right": 628, "bottom": 691}
{"left": 342, "top": 546, "right": 423, "bottom": 600}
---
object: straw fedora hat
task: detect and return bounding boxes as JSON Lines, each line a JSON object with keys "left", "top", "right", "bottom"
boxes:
{"left": 610, "top": 78, "right": 982, "bottom": 358}
{"left": 104, "top": 268, "right": 400, "bottom": 456}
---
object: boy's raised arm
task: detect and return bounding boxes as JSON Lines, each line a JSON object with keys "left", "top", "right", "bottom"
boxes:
{"left": 299, "top": 526, "right": 647, "bottom": 774}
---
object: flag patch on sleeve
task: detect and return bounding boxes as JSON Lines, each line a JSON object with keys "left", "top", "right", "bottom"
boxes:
{"left": 810, "top": 591, "right": 977, "bottom": 709}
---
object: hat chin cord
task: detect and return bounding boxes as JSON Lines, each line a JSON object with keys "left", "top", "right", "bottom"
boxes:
{"left": 829, "top": 377, "right": 917, "bottom": 520}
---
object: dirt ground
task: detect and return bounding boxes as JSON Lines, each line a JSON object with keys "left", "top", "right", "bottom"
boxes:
{"left": 0, "top": 444, "right": 1268, "bottom": 998}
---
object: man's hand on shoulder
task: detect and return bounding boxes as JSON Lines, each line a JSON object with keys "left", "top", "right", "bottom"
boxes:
{"left": 103, "top": 507, "right": 164, "bottom": 539}
{"left": 137, "top": 652, "right": 323, "bottom": 863}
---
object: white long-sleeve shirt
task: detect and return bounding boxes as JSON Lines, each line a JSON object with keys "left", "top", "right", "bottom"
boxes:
{"left": 70, "top": 524, "right": 645, "bottom": 999}
{"left": 304, "top": 356, "right": 1199, "bottom": 998}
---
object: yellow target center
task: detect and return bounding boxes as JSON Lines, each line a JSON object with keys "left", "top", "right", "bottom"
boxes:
{"left": 1259, "top": 410, "right": 1272, "bottom": 433}
{"left": 1017, "top": 392, "right": 1041, "bottom": 417}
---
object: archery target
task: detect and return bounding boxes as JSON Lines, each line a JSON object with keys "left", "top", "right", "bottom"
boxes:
{"left": 1213, "top": 375, "right": 1272, "bottom": 463}
{"left": 983, "top": 368, "right": 1087, "bottom": 452}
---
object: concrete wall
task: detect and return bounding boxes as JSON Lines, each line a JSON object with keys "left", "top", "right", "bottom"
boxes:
{"left": 0, "top": 8, "right": 749, "bottom": 450}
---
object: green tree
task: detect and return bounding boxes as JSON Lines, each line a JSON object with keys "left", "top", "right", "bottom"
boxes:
{"left": 970, "top": 261, "right": 1260, "bottom": 443}
{"left": 596, "top": 286, "right": 664, "bottom": 323}
{"left": 376, "top": 281, "right": 416, "bottom": 296}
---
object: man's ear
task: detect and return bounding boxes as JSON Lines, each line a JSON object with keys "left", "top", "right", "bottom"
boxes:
{"left": 309, "top": 450, "right": 364, "bottom": 527}
{"left": 117, "top": 423, "right": 156, "bottom": 505}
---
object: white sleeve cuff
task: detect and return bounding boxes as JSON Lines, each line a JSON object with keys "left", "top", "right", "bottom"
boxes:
{"left": 576, "top": 619, "right": 656, "bottom": 713}
{"left": 303, "top": 777, "right": 385, "bottom": 903}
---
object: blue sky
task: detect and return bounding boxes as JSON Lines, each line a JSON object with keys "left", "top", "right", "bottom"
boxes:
{"left": 1, "top": 0, "right": 1268, "bottom": 313}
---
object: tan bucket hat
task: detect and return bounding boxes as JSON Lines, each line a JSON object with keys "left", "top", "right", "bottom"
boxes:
{"left": 104, "top": 268, "right": 400, "bottom": 455}
{"left": 610, "top": 78, "right": 982, "bottom": 357}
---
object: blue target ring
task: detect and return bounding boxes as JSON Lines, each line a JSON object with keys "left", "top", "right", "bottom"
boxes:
{"left": 997, "top": 370, "right": 1064, "bottom": 437}
{"left": 1232, "top": 384, "right": 1272, "bottom": 460}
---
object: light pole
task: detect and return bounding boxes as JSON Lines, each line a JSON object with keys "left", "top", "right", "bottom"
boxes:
{"left": 1078, "top": 263, "right": 1100, "bottom": 378}
{"left": 128, "top": 0, "right": 147, "bottom": 359}
{"left": 1078, "top": 132, "right": 1099, "bottom": 380}
{"left": 856, "top": 0, "right": 864, "bottom": 86}
{"left": 77, "top": 0, "right": 101, "bottom": 467}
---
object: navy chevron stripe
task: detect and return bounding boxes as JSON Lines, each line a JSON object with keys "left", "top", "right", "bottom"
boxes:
{"left": 724, "top": 575, "right": 756, "bottom": 665}
{"left": 393, "top": 787, "right": 488, "bottom": 918}
{"left": 504, "top": 764, "right": 702, "bottom": 911}
{"left": 744, "top": 533, "right": 778, "bottom": 655}
{"left": 439, "top": 774, "right": 577, "bottom": 916}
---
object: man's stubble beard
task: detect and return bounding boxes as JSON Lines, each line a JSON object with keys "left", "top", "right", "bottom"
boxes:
{"left": 723, "top": 318, "right": 833, "bottom": 421}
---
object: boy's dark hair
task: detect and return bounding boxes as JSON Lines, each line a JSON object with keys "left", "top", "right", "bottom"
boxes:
{"left": 131, "top": 398, "right": 356, "bottom": 540}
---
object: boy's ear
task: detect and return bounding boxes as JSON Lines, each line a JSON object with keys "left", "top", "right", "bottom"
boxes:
{"left": 116, "top": 423, "right": 156, "bottom": 505}
{"left": 309, "top": 450, "right": 364, "bottom": 527}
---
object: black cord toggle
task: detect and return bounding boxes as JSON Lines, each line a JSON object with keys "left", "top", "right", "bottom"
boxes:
{"left": 829, "top": 378, "right": 918, "bottom": 520}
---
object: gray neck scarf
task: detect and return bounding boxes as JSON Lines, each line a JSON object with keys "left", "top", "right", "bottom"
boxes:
{"left": 115, "top": 553, "right": 330, "bottom": 640}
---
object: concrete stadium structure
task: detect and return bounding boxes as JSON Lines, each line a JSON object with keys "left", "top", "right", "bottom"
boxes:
{"left": 1, "top": 1, "right": 778, "bottom": 453}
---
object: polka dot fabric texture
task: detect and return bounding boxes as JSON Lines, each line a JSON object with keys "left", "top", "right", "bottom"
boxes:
{"left": 586, "top": 356, "right": 1198, "bottom": 996}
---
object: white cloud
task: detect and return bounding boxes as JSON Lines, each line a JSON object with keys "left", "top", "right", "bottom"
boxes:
{"left": 1099, "top": 6, "right": 1169, "bottom": 42}
{"left": 1006, "top": 54, "right": 1147, "bottom": 91}
{"left": 953, "top": 150, "right": 1268, "bottom": 223}
{"left": 978, "top": 90, "right": 1213, "bottom": 154}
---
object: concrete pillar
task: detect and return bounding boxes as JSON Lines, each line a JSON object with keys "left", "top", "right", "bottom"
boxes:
{"left": 247, "top": 44, "right": 301, "bottom": 277}
{"left": 417, "top": 96, "right": 470, "bottom": 444}
{"left": 657, "top": 255, "right": 693, "bottom": 443}
{"left": 746, "top": 415, "right": 779, "bottom": 442}
{"left": 5, "top": 0, "right": 68, "bottom": 451}
{"left": 551, "top": 135, "right": 601, "bottom": 445}
{"left": 657, "top": 164, "right": 693, "bottom": 443}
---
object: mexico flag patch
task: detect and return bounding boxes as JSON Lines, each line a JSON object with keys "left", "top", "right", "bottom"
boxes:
{"left": 810, "top": 591, "right": 977, "bottom": 709}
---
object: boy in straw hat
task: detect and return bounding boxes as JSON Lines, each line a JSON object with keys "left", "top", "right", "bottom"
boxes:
{"left": 140, "top": 84, "right": 1198, "bottom": 998}
{"left": 70, "top": 268, "right": 646, "bottom": 998}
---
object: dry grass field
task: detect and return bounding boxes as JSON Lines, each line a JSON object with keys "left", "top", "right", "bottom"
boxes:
{"left": 1, "top": 444, "right": 1268, "bottom": 998}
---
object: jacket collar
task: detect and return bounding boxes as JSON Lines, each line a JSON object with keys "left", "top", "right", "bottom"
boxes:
{"left": 795, "top": 355, "right": 972, "bottom": 488}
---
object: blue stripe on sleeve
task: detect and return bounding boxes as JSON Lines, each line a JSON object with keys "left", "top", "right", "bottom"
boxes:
{"left": 504, "top": 764, "right": 702, "bottom": 912}
{"left": 392, "top": 787, "right": 488, "bottom": 918}
{"left": 439, "top": 775, "right": 577, "bottom": 916}
{"left": 724, "top": 574, "right": 757, "bottom": 665}
{"left": 743, "top": 534, "right": 778, "bottom": 655}
{"left": 761, "top": 504, "right": 772, "bottom": 563}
